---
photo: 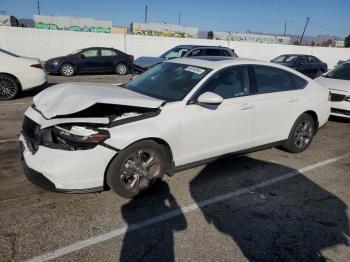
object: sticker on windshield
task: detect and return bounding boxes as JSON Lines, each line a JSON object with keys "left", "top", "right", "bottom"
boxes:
{"left": 184, "top": 66, "right": 205, "bottom": 74}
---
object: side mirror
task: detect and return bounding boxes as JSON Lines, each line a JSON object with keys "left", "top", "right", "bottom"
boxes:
{"left": 80, "top": 54, "right": 85, "bottom": 58}
{"left": 197, "top": 92, "right": 223, "bottom": 105}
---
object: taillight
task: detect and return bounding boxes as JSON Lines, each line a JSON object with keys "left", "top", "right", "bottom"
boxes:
{"left": 128, "top": 55, "right": 134, "bottom": 61}
{"left": 31, "top": 64, "right": 43, "bottom": 69}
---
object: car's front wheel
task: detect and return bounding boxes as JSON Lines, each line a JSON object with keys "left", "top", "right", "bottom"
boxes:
{"left": 281, "top": 113, "right": 316, "bottom": 153}
{"left": 60, "top": 63, "right": 75, "bottom": 77}
{"left": 106, "top": 140, "right": 165, "bottom": 198}
{"left": 0, "top": 74, "right": 20, "bottom": 100}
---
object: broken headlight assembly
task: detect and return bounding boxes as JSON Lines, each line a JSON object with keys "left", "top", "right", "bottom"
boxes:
{"left": 47, "top": 125, "right": 110, "bottom": 150}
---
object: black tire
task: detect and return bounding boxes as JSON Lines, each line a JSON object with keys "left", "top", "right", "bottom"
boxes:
{"left": 60, "top": 63, "right": 75, "bottom": 77}
{"left": 0, "top": 74, "right": 20, "bottom": 100}
{"left": 115, "top": 63, "right": 128, "bottom": 75}
{"left": 106, "top": 140, "right": 166, "bottom": 198}
{"left": 281, "top": 113, "right": 316, "bottom": 153}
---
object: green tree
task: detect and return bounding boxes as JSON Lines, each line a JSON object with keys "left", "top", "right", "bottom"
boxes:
{"left": 345, "top": 34, "right": 350, "bottom": 48}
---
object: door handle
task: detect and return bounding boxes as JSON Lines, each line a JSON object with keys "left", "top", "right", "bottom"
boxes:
{"left": 288, "top": 97, "right": 299, "bottom": 102}
{"left": 239, "top": 103, "right": 255, "bottom": 110}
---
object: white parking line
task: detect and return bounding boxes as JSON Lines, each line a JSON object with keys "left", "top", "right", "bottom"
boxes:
{"left": 0, "top": 138, "right": 18, "bottom": 144}
{"left": 24, "top": 153, "right": 350, "bottom": 262}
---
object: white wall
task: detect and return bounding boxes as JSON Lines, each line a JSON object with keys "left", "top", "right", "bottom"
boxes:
{"left": 1, "top": 27, "right": 350, "bottom": 69}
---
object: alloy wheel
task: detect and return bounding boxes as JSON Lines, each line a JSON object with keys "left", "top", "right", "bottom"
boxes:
{"left": 116, "top": 64, "right": 127, "bottom": 75}
{"left": 119, "top": 148, "right": 161, "bottom": 192}
{"left": 62, "top": 64, "right": 74, "bottom": 76}
{"left": 294, "top": 120, "right": 313, "bottom": 149}
{"left": 0, "top": 76, "right": 17, "bottom": 100}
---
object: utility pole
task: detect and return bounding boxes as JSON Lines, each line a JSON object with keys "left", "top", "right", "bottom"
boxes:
{"left": 178, "top": 12, "right": 181, "bottom": 25}
{"left": 144, "top": 5, "right": 148, "bottom": 23}
{"left": 283, "top": 21, "right": 287, "bottom": 36}
{"left": 300, "top": 17, "right": 310, "bottom": 46}
{"left": 37, "top": 0, "right": 41, "bottom": 15}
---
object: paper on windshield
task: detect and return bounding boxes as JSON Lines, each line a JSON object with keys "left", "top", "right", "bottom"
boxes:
{"left": 184, "top": 66, "right": 205, "bottom": 74}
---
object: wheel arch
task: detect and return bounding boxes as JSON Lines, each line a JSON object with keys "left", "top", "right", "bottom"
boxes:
{"left": 0, "top": 72, "right": 22, "bottom": 91}
{"left": 103, "top": 137, "right": 175, "bottom": 190}
{"left": 302, "top": 110, "right": 319, "bottom": 134}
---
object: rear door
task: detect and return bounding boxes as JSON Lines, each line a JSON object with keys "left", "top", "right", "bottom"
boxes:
{"left": 250, "top": 65, "right": 307, "bottom": 146}
{"left": 78, "top": 49, "right": 101, "bottom": 72}
{"left": 100, "top": 48, "right": 119, "bottom": 72}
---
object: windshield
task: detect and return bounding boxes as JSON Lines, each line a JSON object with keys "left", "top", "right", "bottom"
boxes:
{"left": 125, "top": 62, "right": 211, "bottom": 102}
{"left": 272, "top": 55, "right": 298, "bottom": 64}
{"left": 324, "top": 63, "right": 350, "bottom": 80}
{"left": 0, "top": 48, "right": 20, "bottom": 57}
{"left": 68, "top": 49, "right": 83, "bottom": 55}
{"left": 160, "top": 47, "right": 190, "bottom": 60}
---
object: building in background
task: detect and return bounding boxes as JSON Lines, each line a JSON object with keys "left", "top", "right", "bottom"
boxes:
{"left": 335, "top": 40, "right": 345, "bottom": 48}
{"left": 111, "top": 26, "right": 128, "bottom": 34}
{"left": 210, "top": 31, "right": 290, "bottom": 44}
{"left": 33, "top": 15, "right": 112, "bottom": 33}
{"left": 130, "top": 22, "right": 198, "bottom": 38}
{"left": 0, "top": 15, "right": 19, "bottom": 27}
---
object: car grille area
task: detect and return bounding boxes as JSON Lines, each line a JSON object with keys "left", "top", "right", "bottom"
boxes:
{"left": 330, "top": 93, "right": 346, "bottom": 102}
{"left": 22, "top": 117, "right": 42, "bottom": 154}
{"left": 331, "top": 108, "right": 350, "bottom": 116}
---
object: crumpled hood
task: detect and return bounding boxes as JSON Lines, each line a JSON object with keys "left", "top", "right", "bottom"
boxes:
{"left": 33, "top": 83, "right": 164, "bottom": 119}
{"left": 315, "top": 76, "right": 350, "bottom": 93}
{"left": 133, "top": 56, "right": 165, "bottom": 68}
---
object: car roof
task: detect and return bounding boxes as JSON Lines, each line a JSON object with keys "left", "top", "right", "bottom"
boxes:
{"left": 175, "top": 45, "right": 230, "bottom": 50}
{"left": 169, "top": 56, "right": 310, "bottom": 76}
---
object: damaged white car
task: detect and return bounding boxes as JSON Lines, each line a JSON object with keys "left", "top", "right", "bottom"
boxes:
{"left": 20, "top": 57, "right": 330, "bottom": 198}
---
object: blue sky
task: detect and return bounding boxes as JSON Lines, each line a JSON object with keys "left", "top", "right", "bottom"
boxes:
{"left": 1, "top": 0, "right": 349, "bottom": 37}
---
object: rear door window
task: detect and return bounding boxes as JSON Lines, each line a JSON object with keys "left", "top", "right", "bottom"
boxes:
{"left": 101, "top": 49, "right": 117, "bottom": 57}
{"left": 252, "top": 65, "right": 307, "bottom": 93}
{"left": 204, "top": 49, "right": 222, "bottom": 56}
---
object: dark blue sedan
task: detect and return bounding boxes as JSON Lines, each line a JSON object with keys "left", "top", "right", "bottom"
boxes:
{"left": 271, "top": 54, "right": 328, "bottom": 79}
{"left": 44, "top": 47, "right": 134, "bottom": 76}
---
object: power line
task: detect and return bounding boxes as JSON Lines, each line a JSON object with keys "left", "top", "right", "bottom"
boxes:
{"left": 300, "top": 17, "right": 310, "bottom": 45}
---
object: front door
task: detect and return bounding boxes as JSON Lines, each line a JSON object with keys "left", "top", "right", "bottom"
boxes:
{"left": 78, "top": 49, "right": 101, "bottom": 72}
{"left": 178, "top": 66, "right": 255, "bottom": 166}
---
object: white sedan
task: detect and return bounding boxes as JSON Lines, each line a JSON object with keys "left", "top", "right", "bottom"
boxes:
{"left": 316, "top": 62, "right": 350, "bottom": 119}
{"left": 19, "top": 57, "right": 330, "bottom": 198}
{"left": 0, "top": 48, "right": 47, "bottom": 100}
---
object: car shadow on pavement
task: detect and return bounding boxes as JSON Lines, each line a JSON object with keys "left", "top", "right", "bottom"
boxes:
{"left": 190, "top": 156, "right": 349, "bottom": 261}
{"left": 120, "top": 180, "right": 187, "bottom": 262}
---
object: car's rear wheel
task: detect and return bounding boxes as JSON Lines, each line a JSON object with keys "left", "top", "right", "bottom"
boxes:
{"left": 106, "top": 140, "right": 165, "bottom": 198}
{"left": 60, "top": 63, "right": 75, "bottom": 77}
{"left": 281, "top": 113, "right": 316, "bottom": 153}
{"left": 115, "top": 63, "right": 128, "bottom": 75}
{"left": 0, "top": 74, "right": 20, "bottom": 100}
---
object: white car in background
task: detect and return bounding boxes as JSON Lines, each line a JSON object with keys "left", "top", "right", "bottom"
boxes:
{"left": 0, "top": 48, "right": 47, "bottom": 100}
{"left": 316, "top": 62, "right": 350, "bottom": 119}
{"left": 20, "top": 57, "right": 330, "bottom": 198}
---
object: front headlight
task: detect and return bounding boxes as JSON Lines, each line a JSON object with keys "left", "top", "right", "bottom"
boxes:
{"left": 52, "top": 125, "right": 110, "bottom": 149}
